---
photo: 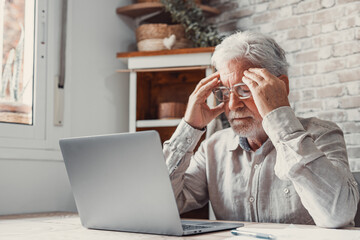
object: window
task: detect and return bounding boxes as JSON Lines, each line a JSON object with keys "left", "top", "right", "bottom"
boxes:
{"left": 1, "top": 0, "right": 34, "bottom": 125}
{"left": 0, "top": 0, "right": 46, "bottom": 144}
{"left": 0, "top": 0, "right": 69, "bottom": 162}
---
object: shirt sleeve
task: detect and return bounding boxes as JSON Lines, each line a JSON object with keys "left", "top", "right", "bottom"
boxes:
{"left": 163, "top": 119, "right": 209, "bottom": 214}
{"left": 262, "top": 106, "right": 360, "bottom": 228}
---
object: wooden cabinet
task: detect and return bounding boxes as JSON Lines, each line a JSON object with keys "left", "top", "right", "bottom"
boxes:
{"left": 135, "top": 69, "right": 202, "bottom": 142}
{"left": 117, "top": 47, "right": 215, "bottom": 143}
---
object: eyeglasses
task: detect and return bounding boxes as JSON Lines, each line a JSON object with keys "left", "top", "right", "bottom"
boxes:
{"left": 212, "top": 83, "right": 251, "bottom": 102}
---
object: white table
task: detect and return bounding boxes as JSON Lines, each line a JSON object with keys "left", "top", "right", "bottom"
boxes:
{"left": 0, "top": 212, "right": 359, "bottom": 240}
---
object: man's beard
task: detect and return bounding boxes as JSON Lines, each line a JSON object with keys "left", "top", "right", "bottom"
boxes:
{"left": 226, "top": 109, "right": 263, "bottom": 138}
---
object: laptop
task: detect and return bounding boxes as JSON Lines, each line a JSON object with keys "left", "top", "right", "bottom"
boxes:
{"left": 59, "top": 130, "right": 243, "bottom": 236}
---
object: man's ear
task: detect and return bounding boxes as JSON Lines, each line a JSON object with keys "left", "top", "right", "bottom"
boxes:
{"left": 278, "top": 75, "right": 289, "bottom": 95}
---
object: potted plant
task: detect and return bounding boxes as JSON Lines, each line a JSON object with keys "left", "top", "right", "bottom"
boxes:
{"left": 160, "top": 0, "right": 221, "bottom": 47}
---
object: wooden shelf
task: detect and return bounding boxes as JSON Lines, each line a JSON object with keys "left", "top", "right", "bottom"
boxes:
{"left": 116, "top": 65, "right": 210, "bottom": 73}
{"left": 116, "top": 2, "right": 220, "bottom": 18}
{"left": 117, "top": 47, "right": 215, "bottom": 58}
{"left": 136, "top": 119, "right": 182, "bottom": 128}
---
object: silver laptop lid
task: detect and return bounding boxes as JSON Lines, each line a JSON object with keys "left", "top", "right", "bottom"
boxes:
{"left": 60, "top": 131, "right": 183, "bottom": 236}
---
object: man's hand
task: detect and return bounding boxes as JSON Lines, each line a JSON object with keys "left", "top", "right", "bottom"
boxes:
{"left": 242, "top": 68, "right": 290, "bottom": 118}
{"left": 184, "top": 72, "right": 225, "bottom": 130}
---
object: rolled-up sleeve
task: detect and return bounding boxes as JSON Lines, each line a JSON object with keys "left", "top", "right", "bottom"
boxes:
{"left": 262, "top": 106, "right": 359, "bottom": 228}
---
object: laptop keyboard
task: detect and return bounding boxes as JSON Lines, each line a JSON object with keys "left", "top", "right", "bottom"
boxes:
{"left": 182, "top": 224, "right": 211, "bottom": 231}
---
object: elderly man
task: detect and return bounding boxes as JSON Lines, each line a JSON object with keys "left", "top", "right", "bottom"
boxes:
{"left": 163, "top": 31, "right": 359, "bottom": 228}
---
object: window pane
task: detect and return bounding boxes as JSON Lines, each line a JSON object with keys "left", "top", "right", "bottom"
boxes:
{"left": 0, "top": 0, "right": 34, "bottom": 125}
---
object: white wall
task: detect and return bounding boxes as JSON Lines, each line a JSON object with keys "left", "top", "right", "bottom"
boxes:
{"left": 0, "top": 0, "right": 134, "bottom": 215}
{"left": 0, "top": 159, "right": 75, "bottom": 214}
{"left": 68, "top": 0, "right": 134, "bottom": 137}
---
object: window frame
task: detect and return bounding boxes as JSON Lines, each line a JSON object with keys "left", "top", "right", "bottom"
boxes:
{"left": 0, "top": 0, "right": 70, "bottom": 160}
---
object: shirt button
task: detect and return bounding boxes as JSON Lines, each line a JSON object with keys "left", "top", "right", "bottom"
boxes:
{"left": 249, "top": 196, "right": 255, "bottom": 203}
{"left": 254, "top": 164, "right": 258, "bottom": 169}
{"left": 186, "top": 138, "right": 192, "bottom": 144}
{"left": 283, "top": 188, "right": 290, "bottom": 194}
{"left": 352, "top": 181, "right": 358, "bottom": 186}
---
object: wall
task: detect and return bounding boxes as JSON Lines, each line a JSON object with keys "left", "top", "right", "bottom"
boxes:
{"left": 210, "top": 0, "right": 360, "bottom": 170}
{"left": 67, "top": 0, "right": 133, "bottom": 137}
{"left": 0, "top": 0, "right": 134, "bottom": 215}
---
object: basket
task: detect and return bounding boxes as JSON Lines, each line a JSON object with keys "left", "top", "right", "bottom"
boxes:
{"left": 136, "top": 24, "right": 192, "bottom": 51}
{"left": 136, "top": 24, "right": 186, "bottom": 42}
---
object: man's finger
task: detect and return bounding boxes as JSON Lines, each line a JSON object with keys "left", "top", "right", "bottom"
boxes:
{"left": 193, "top": 72, "right": 220, "bottom": 94}
{"left": 243, "top": 70, "right": 264, "bottom": 85}
{"left": 196, "top": 77, "right": 220, "bottom": 100}
{"left": 210, "top": 102, "right": 225, "bottom": 118}
{"left": 242, "top": 76, "right": 258, "bottom": 92}
{"left": 247, "top": 68, "right": 271, "bottom": 80}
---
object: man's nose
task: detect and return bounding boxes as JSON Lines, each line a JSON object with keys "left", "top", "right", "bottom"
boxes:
{"left": 228, "top": 92, "right": 244, "bottom": 111}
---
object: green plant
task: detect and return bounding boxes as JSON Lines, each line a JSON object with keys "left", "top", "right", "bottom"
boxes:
{"left": 161, "top": 0, "right": 221, "bottom": 47}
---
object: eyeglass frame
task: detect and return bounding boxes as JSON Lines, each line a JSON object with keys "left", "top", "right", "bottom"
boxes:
{"left": 212, "top": 82, "right": 252, "bottom": 102}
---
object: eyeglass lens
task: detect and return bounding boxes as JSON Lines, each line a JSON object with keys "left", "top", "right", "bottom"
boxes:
{"left": 212, "top": 84, "right": 251, "bottom": 102}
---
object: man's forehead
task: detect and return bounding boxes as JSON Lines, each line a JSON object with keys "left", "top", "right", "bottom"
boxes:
{"left": 218, "top": 70, "right": 240, "bottom": 86}
{"left": 219, "top": 59, "right": 255, "bottom": 76}
{"left": 218, "top": 60, "right": 256, "bottom": 86}
{"left": 220, "top": 70, "right": 238, "bottom": 79}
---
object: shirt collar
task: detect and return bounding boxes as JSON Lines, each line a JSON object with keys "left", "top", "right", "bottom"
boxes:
{"left": 254, "top": 137, "right": 273, "bottom": 156}
{"left": 225, "top": 129, "right": 274, "bottom": 154}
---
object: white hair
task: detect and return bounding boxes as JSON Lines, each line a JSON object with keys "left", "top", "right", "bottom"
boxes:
{"left": 211, "top": 31, "right": 289, "bottom": 76}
